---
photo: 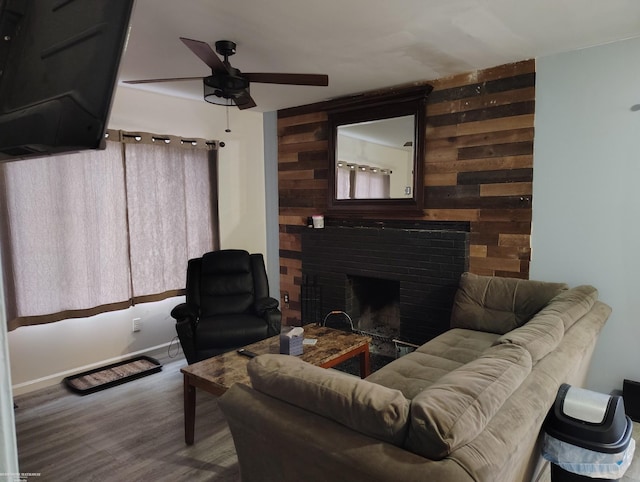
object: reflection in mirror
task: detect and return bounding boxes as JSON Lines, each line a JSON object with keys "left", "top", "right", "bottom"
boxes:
{"left": 336, "top": 115, "right": 415, "bottom": 200}
{"left": 327, "top": 85, "right": 432, "bottom": 214}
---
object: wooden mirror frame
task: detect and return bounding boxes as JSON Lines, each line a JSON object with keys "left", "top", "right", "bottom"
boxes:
{"left": 327, "top": 85, "right": 432, "bottom": 214}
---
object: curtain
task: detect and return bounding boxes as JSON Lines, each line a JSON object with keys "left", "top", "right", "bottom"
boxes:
{"left": 353, "top": 169, "right": 391, "bottom": 199}
{"left": 0, "top": 131, "right": 219, "bottom": 330}
{"left": 124, "top": 141, "right": 216, "bottom": 303}
{"left": 336, "top": 164, "right": 352, "bottom": 199}
{"left": 369, "top": 171, "right": 391, "bottom": 198}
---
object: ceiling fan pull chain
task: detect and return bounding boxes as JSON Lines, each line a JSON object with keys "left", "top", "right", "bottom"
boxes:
{"left": 225, "top": 104, "right": 231, "bottom": 133}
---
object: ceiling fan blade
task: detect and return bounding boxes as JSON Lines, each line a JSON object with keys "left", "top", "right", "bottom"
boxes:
{"left": 123, "top": 76, "right": 203, "bottom": 84}
{"left": 179, "top": 37, "right": 228, "bottom": 74}
{"left": 244, "top": 73, "right": 328, "bottom": 86}
{"left": 235, "top": 90, "right": 257, "bottom": 110}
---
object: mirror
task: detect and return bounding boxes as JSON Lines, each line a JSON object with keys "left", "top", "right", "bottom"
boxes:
{"left": 327, "top": 86, "right": 432, "bottom": 214}
{"left": 336, "top": 115, "right": 415, "bottom": 200}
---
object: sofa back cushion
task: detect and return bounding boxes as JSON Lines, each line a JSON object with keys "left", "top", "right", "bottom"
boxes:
{"left": 540, "top": 285, "right": 598, "bottom": 331}
{"left": 247, "top": 354, "right": 410, "bottom": 446}
{"left": 405, "top": 343, "right": 532, "bottom": 460}
{"left": 494, "top": 285, "right": 598, "bottom": 362}
{"left": 450, "top": 272, "right": 568, "bottom": 334}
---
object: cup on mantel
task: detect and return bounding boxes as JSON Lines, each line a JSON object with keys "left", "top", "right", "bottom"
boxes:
{"left": 312, "top": 215, "right": 324, "bottom": 229}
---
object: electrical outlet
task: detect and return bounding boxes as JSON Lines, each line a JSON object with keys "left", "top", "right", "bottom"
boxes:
{"left": 283, "top": 293, "right": 289, "bottom": 304}
{"left": 132, "top": 317, "right": 142, "bottom": 332}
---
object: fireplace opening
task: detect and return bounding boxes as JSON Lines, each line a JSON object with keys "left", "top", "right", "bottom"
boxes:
{"left": 347, "top": 275, "right": 400, "bottom": 357}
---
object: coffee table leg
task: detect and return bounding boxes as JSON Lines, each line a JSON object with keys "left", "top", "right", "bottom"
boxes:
{"left": 359, "top": 345, "right": 371, "bottom": 378}
{"left": 184, "top": 375, "right": 196, "bottom": 445}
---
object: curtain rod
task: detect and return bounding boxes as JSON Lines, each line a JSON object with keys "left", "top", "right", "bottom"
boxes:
{"left": 105, "top": 129, "right": 219, "bottom": 150}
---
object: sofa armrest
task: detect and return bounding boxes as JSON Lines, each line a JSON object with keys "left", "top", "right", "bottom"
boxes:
{"left": 219, "top": 383, "right": 473, "bottom": 482}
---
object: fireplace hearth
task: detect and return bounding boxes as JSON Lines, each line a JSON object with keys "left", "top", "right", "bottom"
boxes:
{"left": 301, "top": 220, "right": 469, "bottom": 349}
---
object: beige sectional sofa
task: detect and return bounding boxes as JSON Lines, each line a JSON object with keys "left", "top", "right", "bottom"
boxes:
{"left": 219, "top": 273, "right": 611, "bottom": 482}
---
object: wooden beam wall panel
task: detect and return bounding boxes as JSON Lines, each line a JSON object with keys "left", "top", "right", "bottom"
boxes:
{"left": 458, "top": 141, "right": 534, "bottom": 161}
{"left": 480, "top": 182, "right": 532, "bottom": 197}
{"left": 278, "top": 179, "right": 328, "bottom": 190}
{"left": 279, "top": 170, "right": 315, "bottom": 181}
{"left": 279, "top": 123, "right": 327, "bottom": 145}
{"left": 277, "top": 112, "right": 328, "bottom": 128}
{"left": 427, "top": 127, "right": 534, "bottom": 151}
{"left": 470, "top": 244, "right": 488, "bottom": 257}
{"left": 428, "top": 60, "right": 534, "bottom": 91}
{"left": 470, "top": 256, "right": 521, "bottom": 273}
{"left": 279, "top": 215, "right": 307, "bottom": 226}
{"left": 423, "top": 209, "right": 480, "bottom": 221}
{"left": 427, "top": 87, "right": 535, "bottom": 117}
{"left": 278, "top": 140, "right": 328, "bottom": 155}
{"left": 426, "top": 155, "right": 533, "bottom": 174}
{"left": 479, "top": 208, "right": 532, "bottom": 222}
{"left": 456, "top": 114, "right": 535, "bottom": 136}
{"left": 424, "top": 172, "right": 458, "bottom": 186}
{"left": 499, "top": 233, "right": 531, "bottom": 247}
{"left": 457, "top": 168, "right": 533, "bottom": 185}
{"left": 428, "top": 101, "right": 535, "bottom": 128}
{"left": 278, "top": 59, "right": 536, "bottom": 322}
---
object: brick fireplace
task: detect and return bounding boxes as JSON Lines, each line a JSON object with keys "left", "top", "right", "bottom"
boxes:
{"left": 301, "top": 220, "right": 469, "bottom": 348}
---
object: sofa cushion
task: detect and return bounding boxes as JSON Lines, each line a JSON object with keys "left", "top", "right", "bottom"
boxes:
{"left": 494, "top": 311, "right": 564, "bottom": 363}
{"left": 450, "top": 272, "right": 568, "bottom": 334}
{"left": 405, "top": 343, "right": 532, "bottom": 460}
{"left": 247, "top": 354, "right": 410, "bottom": 446}
{"left": 541, "top": 285, "right": 598, "bottom": 331}
{"left": 366, "top": 329, "right": 500, "bottom": 399}
{"left": 494, "top": 286, "right": 598, "bottom": 363}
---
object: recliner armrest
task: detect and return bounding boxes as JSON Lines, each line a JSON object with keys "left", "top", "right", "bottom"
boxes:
{"left": 254, "top": 297, "right": 281, "bottom": 336}
{"left": 254, "top": 297, "right": 279, "bottom": 315}
{"left": 171, "top": 302, "right": 198, "bottom": 322}
{"left": 175, "top": 318, "right": 198, "bottom": 365}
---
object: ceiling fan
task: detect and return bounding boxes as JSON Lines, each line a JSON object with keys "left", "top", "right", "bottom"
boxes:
{"left": 123, "top": 37, "right": 329, "bottom": 110}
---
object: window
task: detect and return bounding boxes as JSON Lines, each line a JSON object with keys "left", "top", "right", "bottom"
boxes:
{"left": 0, "top": 130, "right": 219, "bottom": 330}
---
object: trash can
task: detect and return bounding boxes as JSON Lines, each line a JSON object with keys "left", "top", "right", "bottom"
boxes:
{"left": 542, "top": 383, "right": 635, "bottom": 481}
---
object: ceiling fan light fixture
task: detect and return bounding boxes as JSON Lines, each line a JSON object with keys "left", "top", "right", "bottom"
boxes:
{"left": 203, "top": 83, "right": 235, "bottom": 106}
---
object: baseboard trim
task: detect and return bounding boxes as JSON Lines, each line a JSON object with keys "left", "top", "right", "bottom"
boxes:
{"left": 11, "top": 342, "right": 183, "bottom": 396}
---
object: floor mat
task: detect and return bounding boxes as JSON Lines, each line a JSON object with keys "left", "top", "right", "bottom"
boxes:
{"left": 63, "top": 356, "right": 162, "bottom": 395}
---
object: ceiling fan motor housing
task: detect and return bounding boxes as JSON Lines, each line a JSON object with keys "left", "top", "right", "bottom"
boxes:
{"left": 215, "top": 40, "right": 237, "bottom": 58}
{"left": 204, "top": 71, "right": 249, "bottom": 94}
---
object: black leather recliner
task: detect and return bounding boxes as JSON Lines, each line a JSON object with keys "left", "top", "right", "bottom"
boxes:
{"left": 171, "top": 249, "right": 281, "bottom": 364}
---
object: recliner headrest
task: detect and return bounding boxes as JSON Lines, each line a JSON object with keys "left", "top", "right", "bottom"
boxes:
{"left": 201, "top": 250, "right": 251, "bottom": 275}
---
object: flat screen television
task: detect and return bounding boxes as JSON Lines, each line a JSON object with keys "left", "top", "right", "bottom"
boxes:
{"left": 0, "top": 0, "right": 134, "bottom": 161}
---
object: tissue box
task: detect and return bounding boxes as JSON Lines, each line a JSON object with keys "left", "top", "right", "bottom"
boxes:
{"left": 280, "top": 327, "right": 304, "bottom": 356}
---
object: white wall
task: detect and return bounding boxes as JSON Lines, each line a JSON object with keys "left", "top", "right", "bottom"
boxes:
{"left": 8, "top": 86, "right": 266, "bottom": 394}
{"left": 531, "top": 37, "right": 640, "bottom": 394}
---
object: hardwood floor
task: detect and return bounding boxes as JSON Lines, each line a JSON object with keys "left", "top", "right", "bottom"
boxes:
{"left": 14, "top": 352, "right": 640, "bottom": 482}
{"left": 14, "top": 354, "right": 240, "bottom": 481}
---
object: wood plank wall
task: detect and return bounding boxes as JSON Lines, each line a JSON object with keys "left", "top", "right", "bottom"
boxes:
{"left": 278, "top": 59, "right": 535, "bottom": 325}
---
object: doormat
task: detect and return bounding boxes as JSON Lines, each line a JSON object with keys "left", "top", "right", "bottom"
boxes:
{"left": 63, "top": 356, "right": 162, "bottom": 395}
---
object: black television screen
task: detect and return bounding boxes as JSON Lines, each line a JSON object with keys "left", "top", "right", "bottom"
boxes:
{"left": 0, "top": 0, "right": 134, "bottom": 161}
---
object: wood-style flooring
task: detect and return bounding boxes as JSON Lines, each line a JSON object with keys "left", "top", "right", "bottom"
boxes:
{"left": 13, "top": 351, "right": 640, "bottom": 482}
{"left": 13, "top": 354, "right": 240, "bottom": 482}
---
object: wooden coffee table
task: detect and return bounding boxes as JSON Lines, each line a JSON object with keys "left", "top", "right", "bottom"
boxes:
{"left": 180, "top": 324, "right": 371, "bottom": 444}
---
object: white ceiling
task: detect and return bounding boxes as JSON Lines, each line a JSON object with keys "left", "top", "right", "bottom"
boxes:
{"left": 118, "top": 0, "right": 640, "bottom": 113}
